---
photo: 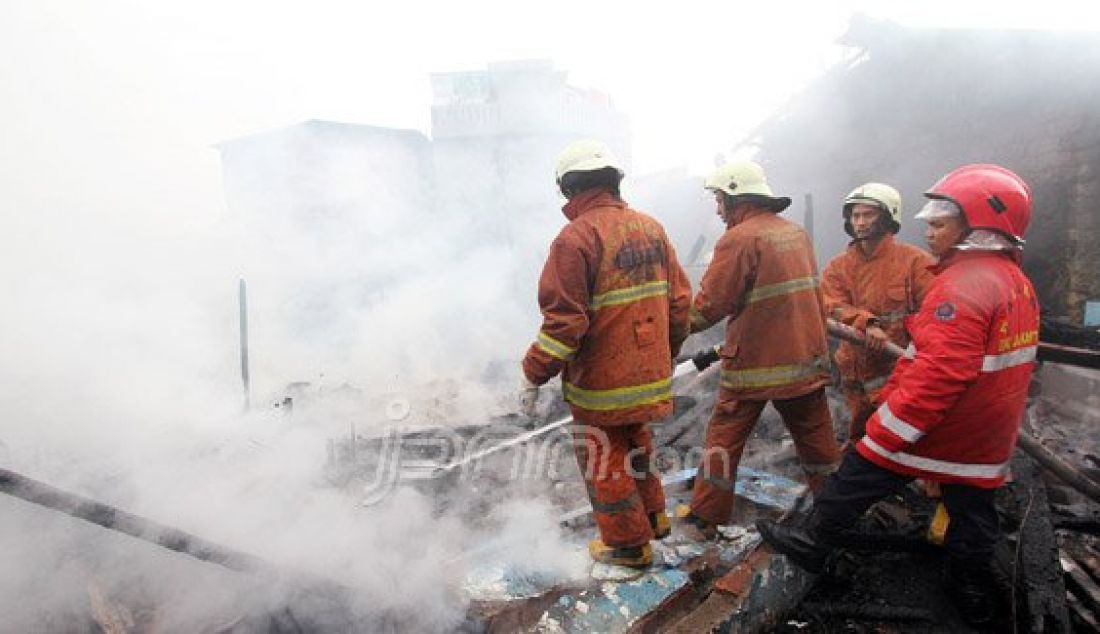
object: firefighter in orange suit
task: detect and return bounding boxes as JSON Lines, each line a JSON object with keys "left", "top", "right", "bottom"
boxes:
{"left": 821, "top": 183, "right": 934, "bottom": 442}
{"left": 520, "top": 140, "right": 692, "bottom": 568}
{"left": 759, "top": 165, "right": 1039, "bottom": 627}
{"left": 678, "top": 160, "right": 841, "bottom": 539}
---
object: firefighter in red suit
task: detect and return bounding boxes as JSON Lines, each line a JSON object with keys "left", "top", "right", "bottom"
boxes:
{"left": 757, "top": 164, "right": 1039, "bottom": 627}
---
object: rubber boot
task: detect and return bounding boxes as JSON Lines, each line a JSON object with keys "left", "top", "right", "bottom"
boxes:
{"left": 946, "top": 561, "right": 994, "bottom": 627}
{"left": 756, "top": 519, "right": 831, "bottom": 574}
{"left": 674, "top": 504, "right": 717, "bottom": 541}
{"left": 806, "top": 472, "right": 829, "bottom": 495}
{"left": 649, "top": 511, "right": 671, "bottom": 540}
{"left": 588, "top": 540, "right": 652, "bottom": 568}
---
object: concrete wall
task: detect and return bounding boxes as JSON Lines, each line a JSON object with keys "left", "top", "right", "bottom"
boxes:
{"left": 220, "top": 120, "right": 433, "bottom": 242}
{"left": 217, "top": 120, "right": 434, "bottom": 349}
{"left": 430, "top": 61, "right": 631, "bottom": 250}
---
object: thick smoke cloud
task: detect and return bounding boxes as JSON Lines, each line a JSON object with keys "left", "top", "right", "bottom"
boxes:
{"left": 0, "top": 95, "right": 587, "bottom": 634}
{"left": 4, "top": 2, "right": 1094, "bottom": 630}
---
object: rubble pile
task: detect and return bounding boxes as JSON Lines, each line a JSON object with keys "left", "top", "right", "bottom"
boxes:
{"left": 5, "top": 344, "right": 1098, "bottom": 632}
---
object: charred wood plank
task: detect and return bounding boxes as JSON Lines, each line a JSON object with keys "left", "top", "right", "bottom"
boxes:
{"left": 0, "top": 466, "right": 348, "bottom": 603}
{"left": 664, "top": 547, "right": 814, "bottom": 633}
{"left": 1066, "top": 592, "right": 1100, "bottom": 631}
{"left": 1036, "top": 341, "right": 1100, "bottom": 370}
{"left": 1061, "top": 551, "right": 1100, "bottom": 616}
{"left": 1052, "top": 517, "right": 1100, "bottom": 535}
{"left": 0, "top": 467, "right": 277, "bottom": 574}
{"left": 1061, "top": 541, "right": 1100, "bottom": 584}
{"left": 1002, "top": 453, "right": 1072, "bottom": 633}
{"left": 801, "top": 601, "right": 934, "bottom": 621}
{"left": 1017, "top": 433, "right": 1100, "bottom": 505}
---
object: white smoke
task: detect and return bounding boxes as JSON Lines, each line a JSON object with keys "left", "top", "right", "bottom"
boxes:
{"left": 0, "top": 105, "right": 588, "bottom": 633}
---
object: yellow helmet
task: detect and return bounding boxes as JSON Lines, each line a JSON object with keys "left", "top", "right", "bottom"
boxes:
{"left": 843, "top": 182, "right": 902, "bottom": 236}
{"left": 704, "top": 160, "right": 791, "bottom": 211}
{"left": 555, "top": 140, "right": 623, "bottom": 183}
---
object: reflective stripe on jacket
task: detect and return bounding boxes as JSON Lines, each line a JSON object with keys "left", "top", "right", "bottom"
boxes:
{"left": 690, "top": 206, "right": 830, "bottom": 400}
{"left": 522, "top": 189, "right": 692, "bottom": 425}
{"left": 857, "top": 250, "right": 1040, "bottom": 488}
{"left": 822, "top": 235, "right": 935, "bottom": 390}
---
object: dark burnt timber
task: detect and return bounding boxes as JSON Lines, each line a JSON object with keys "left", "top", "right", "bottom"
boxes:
{"left": 1059, "top": 539, "right": 1100, "bottom": 630}
{"left": 643, "top": 450, "right": 1073, "bottom": 633}
{"left": 0, "top": 466, "right": 278, "bottom": 575}
{"left": 1000, "top": 452, "right": 1072, "bottom": 633}
{"left": 1040, "top": 316, "right": 1100, "bottom": 353}
{"left": 1037, "top": 341, "right": 1100, "bottom": 370}
{"left": 762, "top": 451, "right": 1072, "bottom": 633}
{"left": 0, "top": 467, "right": 404, "bottom": 630}
{"left": 0, "top": 465, "right": 357, "bottom": 607}
{"left": 1053, "top": 517, "right": 1100, "bottom": 535}
{"left": 799, "top": 602, "right": 934, "bottom": 622}
{"left": 1018, "top": 433, "right": 1100, "bottom": 504}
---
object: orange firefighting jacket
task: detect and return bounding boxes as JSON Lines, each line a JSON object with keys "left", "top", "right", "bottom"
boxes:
{"left": 858, "top": 250, "right": 1040, "bottom": 488}
{"left": 821, "top": 235, "right": 935, "bottom": 393}
{"left": 522, "top": 190, "right": 692, "bottom": 426}
{"left": 690, "top": 206, "right": 830, "bottom": 401}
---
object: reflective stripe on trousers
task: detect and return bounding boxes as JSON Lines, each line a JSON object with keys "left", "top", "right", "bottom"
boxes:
{"left": 690, "top": 389, "right": 839, "bottom": 525}
{"left": 573, "top": 424, "right": 665, "bottom": 547}
{"left": 586, "top": 485, "right": 643, "bottom": 514}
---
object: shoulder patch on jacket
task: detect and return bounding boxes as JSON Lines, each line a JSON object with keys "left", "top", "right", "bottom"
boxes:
{"left": 934, "top": 301, "right": 956, "bottom": 321}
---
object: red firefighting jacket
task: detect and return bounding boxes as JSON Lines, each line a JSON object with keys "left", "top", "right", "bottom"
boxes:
{"left": 690, "top": 206, "right": 831, "bottom": 401}
{"left": 822, "top": 235, "right": 935, "bottom": 393}
{"left": 857, "top": 250, "right": 1040, "bottom": 488}
{"left": 522, "top": 190, "right": 692, "bottom": 426}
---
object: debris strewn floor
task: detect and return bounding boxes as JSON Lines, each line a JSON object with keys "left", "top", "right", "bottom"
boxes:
{"left": 463, "top": 467, "right": 808, "bottom": 632}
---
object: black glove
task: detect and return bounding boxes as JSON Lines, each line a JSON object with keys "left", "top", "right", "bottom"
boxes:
{"left": 692, "top": 345, "right": 722, "bottom": 371}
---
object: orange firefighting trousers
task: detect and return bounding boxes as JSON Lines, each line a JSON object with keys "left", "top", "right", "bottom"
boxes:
{"left": 690, "top": 388, "right": 840, "bottom": 525}
{"left": 842, "top": 385, "right": 881, "bottom": 442}
{"left": 573, "top": 423, "right": 665, "bottom": 548}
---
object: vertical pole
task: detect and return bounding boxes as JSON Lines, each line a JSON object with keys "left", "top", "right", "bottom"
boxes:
{"left": 803, "top": 193, "right": 815, "bottom": 248}
{"left": 239, "top": 279, "right": 251, "bottom": 412}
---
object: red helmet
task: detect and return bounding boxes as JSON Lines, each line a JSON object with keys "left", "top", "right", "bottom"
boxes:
{"left": 924, "top": 164, "right": 1032, "bottom": 244}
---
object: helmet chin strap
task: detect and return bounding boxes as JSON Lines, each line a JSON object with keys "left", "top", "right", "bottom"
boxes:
{"left": 723, "top": 202, "right": 748, "bottom": 227}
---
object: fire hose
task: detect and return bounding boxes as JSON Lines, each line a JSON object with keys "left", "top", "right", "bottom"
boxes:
{"left": 427, "top": 346, "right": 722, "bottom": 480}
{"left": 0, "top": 347, "right": 726, "bottom": 567}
